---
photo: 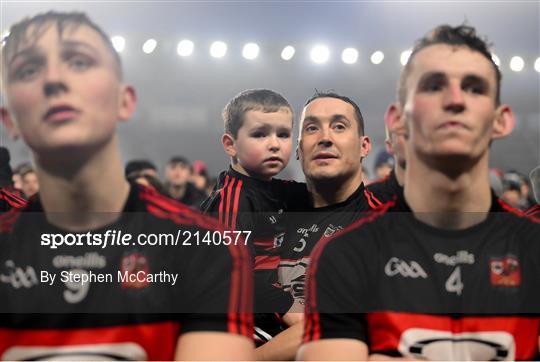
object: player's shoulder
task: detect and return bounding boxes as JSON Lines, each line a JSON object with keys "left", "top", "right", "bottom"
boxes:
{"left": 135, "top": 184, "right": 225, "bottom": 232}
{"left": 312, "top": 201, "right": 396, "bottom": 259}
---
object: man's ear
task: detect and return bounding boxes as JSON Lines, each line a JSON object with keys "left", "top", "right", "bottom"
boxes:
{"left": 385, "top": 102, "right": 404, "bottom": 134}
{"left": 0, "top": 107, "right": 20, "bottom": 140}
{"left": 221, "top": 133, "right": 237, "bottom": 157}
{"left": 359, "top": 135, "right": 371, "bottom": 160}
{"left": 118, "top": 85, "right": 137, "bottom": 122}
{"left": 491, "top": 104, "right": 515, "bottom": 140}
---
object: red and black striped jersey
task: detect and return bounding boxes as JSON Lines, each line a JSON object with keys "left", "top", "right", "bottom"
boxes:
{"left": 304, "top": 195, "right": 540, "bottom": 360}
{"left": 201, "top": 167, "right": 308, "bottom": 343}
{"left": 0, "top": 188, "right": 26, "bottom": 213}
{"left": 279, "top": 182, "right": 376, "bottom": 303}
{"left": 0, "top": 184, "right": 253, "bottom": 360}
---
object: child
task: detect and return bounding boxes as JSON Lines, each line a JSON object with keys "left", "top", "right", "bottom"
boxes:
{"left": 202, "top": 89, "right": 307, "bottom": 359}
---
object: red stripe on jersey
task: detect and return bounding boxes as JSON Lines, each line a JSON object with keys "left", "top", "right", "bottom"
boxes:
{"left": 497, "top": 198, "right": 540, "bottom": 224}
{"left": 526, "top": 204, "right": 540, "bottom": 216}
{"left": 0, "top": 189, "right": 27, "bottom": 209}
{"left": 224, "top": 177, "right": 237, "bottom": 228}
{"left": 367, "top": 312, "right": 540, "bottom": 360}
{"left": 138, "top": 185, "right": 253, "bottom": 337}
{"left": 0, "top": 208, "right": 22, "bottom": 233}
{"left": 226, "top": 242, "right": 253, "bottom": 337}
{"left": 364, "top": 189, "right": 382, "bottom": 209}
{"left": 304, "top": 202, "right": 394, "bottom": 343}
{"left": 231, "top": 179, "right": 243, "bottom": 230}
{"left": 0, "top": 321, "right": 179, "bottom": 360}
{"left": 219, "top": 175, "right": 230, "bottom": 225}
{"left": 254, "top": 255, "right": 280, "bottom": 270}
{"left": 253, "top": 240, "right": 274, "bottom": 246}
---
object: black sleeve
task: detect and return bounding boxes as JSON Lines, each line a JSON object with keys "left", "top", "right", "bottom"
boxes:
{"left": 304, "top": 229, "right": 372, "bottom": 343}
{"left": 178, "top": 224, "right": 253, "bottom": 337}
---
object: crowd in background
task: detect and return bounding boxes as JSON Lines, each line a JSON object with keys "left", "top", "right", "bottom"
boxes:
{"left": 1, "top": 146, "right": 536, "bottom": 212}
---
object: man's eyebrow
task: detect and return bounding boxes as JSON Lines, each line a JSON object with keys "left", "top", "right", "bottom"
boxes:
{"left": 418, "top": 71, "right": 446, "bottom": 83}
{"left": 8, "top": 47, "right": 42, "bottom": 67}
{"left": 60, "top": 40, "right": 99, "bottom": 56}
{"left": 330, "top": 114, "right": 351, "bottom": 123}
{"left": 463, "top": 74, "right": 489, "bottom": 84}
{"left": 302, "top": 116, "right": 320, "bottom": 124}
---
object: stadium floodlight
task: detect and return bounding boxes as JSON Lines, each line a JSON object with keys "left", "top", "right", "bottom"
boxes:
{"left": 509, "top": 56, "right": 524, "bottom": 72}
{"left": 491, "top": 53, "right": 501, "bottom": 67}
{"left": 111, "top": 36, "right": 125, "bottom": 53}
{"left": 370, "top": 50, "right": 384, "bottom": 65}
{"left": 210, "top": 41, "right": 227, "bottom": 58}
{"left": 310, "top": 45, "right": 330, "bottom": 64}
{"left": 177, "top": 40, "right": 194, "bottom": 57}
{"left": 242, "top": 43, "right": 260, "bottom": 60}
{"left": 142, "top": 39, "right": 157, "bottom": 54}
{"left": 341, "top": 48, "right": 358, "bottom": 64}
{"left": 281, "top": 46, "right": 295, "bottom": 60}
{"left": 535, "top": 57, "right": 540, "bottom": 73}
{"left": 400, "top": 49, "right": 412, "bottom": 66}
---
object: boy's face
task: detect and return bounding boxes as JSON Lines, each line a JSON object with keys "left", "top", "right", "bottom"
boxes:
{"left": 402, "top": 44, "right": 501, "bottom": 161}
{"left": 231, "top": 108, "right": 293, "bottom": 180}
{"left": 1, "top": 22, "right": 134, "bottom": 156}
{"left": 298, "top": 97, "right": 370, "bottom": 184}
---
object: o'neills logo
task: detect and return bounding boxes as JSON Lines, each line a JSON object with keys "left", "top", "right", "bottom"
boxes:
{"left": 120, "top": 253, "right": 149, "bottom": 289}
{"left": 53, "top": 252, "right": 106, "bottom": 269}
{"left": 434, "top": 250, "right": 475, "bottom": 266}
{"left": 297, "top": 224, "right": 319, "bottom": 235}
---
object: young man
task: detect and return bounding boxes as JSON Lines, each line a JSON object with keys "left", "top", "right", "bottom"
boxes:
{"left": 278, "top": 92, "right": 375, "bottom": 306}
{"left": 0, "top": 11, "right": 253, "bottom": 360}
{"left": 301, "top": 25, "right": 540, "bottom": 360}
{"left": 365, "top": 122, "right": 407, "bottom": 204}
{"left": 165, "top": 156, "right": 207, "bottom": 208}
{"left": 201, "top": 89, "right": 307, "bottom": 359}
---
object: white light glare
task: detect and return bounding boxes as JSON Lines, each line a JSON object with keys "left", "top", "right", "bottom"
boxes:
{"left": 509, "top": 56, "right": 524, "bottom": 72}
{"left": 281, "top": 46, "right": 295, "bottom": 60}
{"left": 491, "top": 53, "right": 500, "bottom": 67}
{"left": 210, "top": 41, "right": 227, "bottom": 58}
{"left": 111, "top": 36, "right": 125, "bottom": 53}
{"left": 311, "top": 45, "right": 330, "bottom": 64}
{"left": 1, "top": 30, "right": 10, "bottom": 43}
{"left": 370, "top": 51, "right": 384, "bottom": 65}
{"left": 142, "top": 39, "right": 157, "bottom": 54}
{"left": 400, "top": 49, "right": 412, "bottom": 66}
{"left": 177, "top": 40, "right": 194, "bottom": 57}
{"left": 535, "top": 57, "right": 540, "bottom": 73}
{"left": 341, "top": 48, "right": 358, "bottom": 64}
{"left": 242, "top": 43, "right": 260, "bottom": 60}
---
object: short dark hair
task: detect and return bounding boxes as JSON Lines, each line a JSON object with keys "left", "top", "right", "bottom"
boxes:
{"left": 304, "top": 91, "right": 366, "bottom": 136}
{"left": 398, "top": 24, "right": 501, "bottom": 106}
{"left": 223, "top": 89, "right": 293, "bottom": 138}
{"left": 1, "top": 11, "right": 122, "bottom": 80}
{"left": 125, "top": 159, "right": 157, "bottom": 178}
{"left": 168, "top": 156, "right": 189, "bottom": 166}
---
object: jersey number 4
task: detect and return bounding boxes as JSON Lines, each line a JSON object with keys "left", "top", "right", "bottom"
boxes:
{"left": 445, "top": 266, "right": 463, "bottom": 296}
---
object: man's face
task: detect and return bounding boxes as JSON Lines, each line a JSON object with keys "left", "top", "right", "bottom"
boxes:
{"left": 2, "top": 22, "right": 131, "bottom": 156}
{"left": 298, "top": 97, "right": 370, "bottom": 184}
{"left": 165, "top": 163, "right": 191, "bottom": 187}
{"left": 402, "top": 44, "right": 499, "bottom": 161}
{"left": 22, "top": 171, "right": 39, "bottom": 197}
{"left": 231, "top": 108, "right": 293, "bottom": 180}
